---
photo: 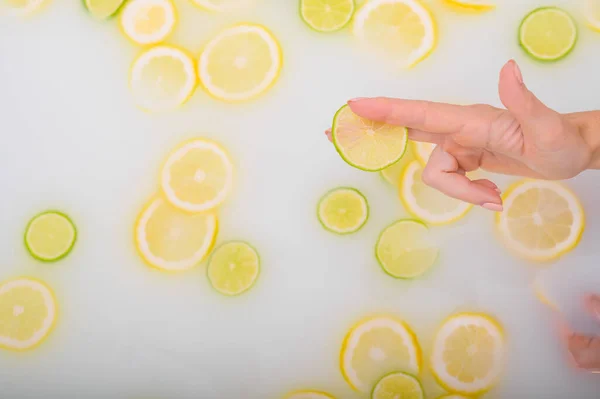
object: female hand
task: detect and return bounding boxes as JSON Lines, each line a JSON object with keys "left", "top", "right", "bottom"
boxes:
{"left": 325, "top": 60, "right": 600, "bottom": 212}
{"left": 559, "top": 294, "right": 600, "bottom": 372}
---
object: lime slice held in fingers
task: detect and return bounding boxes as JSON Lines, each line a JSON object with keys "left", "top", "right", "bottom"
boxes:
{"left": 207, "top": 241, "right": 260, "bottom": 296}
{"left": 332, "top": 104, "right": 408, "bottom": 171}
{"left": 519, "top": 7, "right": 578, "bottom": 61}
{"left": 84, "top": 0, "right": 126, "bottom": 19}
{"left": 318, "top": 187, "right": 369, "bottom": 234}
{"left": 300, "top": 0, "right": 356, "bottom": 33}
{"left": 25, "top": 211, "right": 77, "bottom": 262}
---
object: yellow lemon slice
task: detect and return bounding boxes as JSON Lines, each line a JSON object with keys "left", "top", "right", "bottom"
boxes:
{"left": 4, "top": 0, "right": 48, "bottom": 15}
{"left": 161, "top": 139, "right": 234, "bottom": 213}
{"left": 318, "top": 187, "right": 369, "bottom": 234}
{"left": 585, "top": 0, "right": 600, "bottom": 32}
{"left": 352, "top": 0, "right": 436, "bottom": 68}
{"left": 400, "top": 160, "right": 472, "bottom": 225}
{"left": 519, "top": 7, "right": 577, "bottom": 61}
{"left": 496, "top": 179, "right": 585, "bottom": 262}
{"left": 0, "top": 278, "right": 57, "bottom": 351}
{"left": 300, "top": 0, "right": 356, "bottom": 32}
{"left": 412, "top": 141, "right": 436, "bottom": 165}
{"left": 431, "top": 313, "right": 506, "bottom": 395}
{"left": 189, "top": 0, "right": 253, "bottom": 11}
{"left": 444, "top": 0, "right": 494, "bottom": 10}
{"left": 129, "top": 45, "right": 196, "bottom": 112}
{"left": 340, "top": 316, "right": 422, "bottom": 392}
{"left": 135, "top": 196, "right": 218, "bottom": 271}
{"left": 435, "top": 395, "right": 471, "bottom": 399}
{"left": 284, "top": 390, "right": 336, "bottom": 399}
{"left": 372, "top": 372, "right": 424, "bottom": 399}
{"left": 85, "top": 0, "right": 126, "bottom": 19}
{"left": 207, "top": 241, "right": 260, "bottom": 296}
{"left": 198, "top": 23, "right": 282, "bottom": 102}
{"left": 120, "top": 0, "right": 176, "bottom": 45}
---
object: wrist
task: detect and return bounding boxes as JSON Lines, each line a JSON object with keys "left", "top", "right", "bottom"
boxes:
{"left": 569, "top": 111, "right": 600, "bottom": 170}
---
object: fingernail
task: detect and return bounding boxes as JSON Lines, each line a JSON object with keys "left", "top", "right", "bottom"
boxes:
{"left": 495, "top": 188, "right": 502, "bottom": 194}
{"left": 348, "top": 97, "right": 367, "bottom": 103}
{"left": 512, "top": 60, "right": 524, "bottom": 85}
{"left": 482, "top": 203, "right": 503, "bottom": 212}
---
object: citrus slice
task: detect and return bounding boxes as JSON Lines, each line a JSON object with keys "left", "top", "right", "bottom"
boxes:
{"left": 435, "top": 395, "right": 471, "bottom": 399}
{"left": 4, "top": 0, "right": 48, "bottom": 15}
{"left": 189, "top": 0, "right": 253, "bottom": 11}
{"left": 519, "top": 7, "right": 577, "bottom": 61}
{"left": 340, "top": 316, "right": 422, "bottom": 392}
{"left": 399, "top": 160, "right": 472, "bottom": 225}
{"left": 332, "top": 104, "right": 408, "bottom": 171}
{"left": 284, "top": 390, "right": 336, "bottom": 399}
{"left": 207, "top": 241, "right": 259, "bottom": 296}
{"left": 198, "top": 24, "right": 282, "bottom": 102}
{"left": 0, "top": 278, "right": 57, "bottom": 351}
{"left": 161, "top": 139, "right": 234, "bottom": 213}
{"left": 496, "top": 179, "right": 585, "bottom": 262}
{"left": 532, "top": 276, "right": 559, "bottom": 312}
{"left": 585, "top": 0, "right": 600, "bottom": 32}
{"left": 444, "top": 0, "right": 494, "bottom": 10}
{"left": 129, "top": 45, "right": 196, "bottom": 112}
{"left": 352, "top": 0, "right": 436, "bottom": 68}
{"left": 300, "top": 0, "right": 355, "bottom": 32}
{"left": 84, "top": 0, "right": 126, "bottom": 19}
{"left": 318, "top": 187, "right": 368, "bottom": 234}
{"left": 25, "top": 211, "right": 77, "bottom": 262}
{"left": 120, "top": 0, "right": 176, "bottom": 45}
{"left": 135, "top": 196, "right": 218, "bottom": 271}
{"left": 412, "top": 141, "right": 435, "bottom": 165}
{"left": 380, "top": 154, "right": 412, "bottom": 186}
{"left": 431, "top": 313, "right": 506, "bottom": 395}
{"left": 372, "top": 372, "right": 424, "bottom": 399}
{"left": 375, "top": 220, "right": 439, "bottom": 279}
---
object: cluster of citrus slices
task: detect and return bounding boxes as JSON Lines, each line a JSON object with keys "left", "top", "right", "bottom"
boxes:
{"left": 134, "top": 138, "right": 259, "bottom": 296}
{"left": 336, "top": 312, "right": 506, "bottom": 397}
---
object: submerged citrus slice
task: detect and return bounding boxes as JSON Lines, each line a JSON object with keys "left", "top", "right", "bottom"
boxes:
{"left": 412, "top": 141, "right": 435, "bottom": 165}
{"left": 585, "top": 0, "right": 600, "bottom": 32}
{"left": 25, "top": 211, "right": 77, "bottom": 262}
{"left": 198, "top": 23, "right": 282, "bottom": 102}
{"left": 284, "top": 391, "right": 336, "bottom": 399}
{"left": 161, "top": 139, "right": 234, "bottom": 213}
{"left": 431, "top": 313, "right": 505, "bottom": 395}
{"left": 519, "top": 7, "right": 577, "bottom": 61}
{"left": 189, "top": 0, "right": 253, "bottom": 11}
{"left": 332, "top": 104, "right": 408, "bottom": 171}
{"left": 135, "top": 196, "right": 218, "bottom": 271}
{"left": 207, "top": 241, "right": 259, "bottom": 296}
{"left": 372, "top": 372, "right": 424, "bottom": 399}
{"left": 400, "top": 160, "right": 472, "bottom": 225}
{"left": 444, "top": 0, "right": 494, "bottom": 10}
{"left": 376, "top": 220, "right": 439, "bottom": 279}
{"left": 300, "top": 0, "right": 355, "bottom": 32}
{"left": 435, "top": 395, "right": 471, "bottom": 399}
{"left": 353, "top": 0, "right": 436, "bottom": 68}
{"left": 340, "top": 316, "right": 422, "bottom": 392}
{"left": 4, "top": 0, "right": 48, "bottom": 15}
{"left": 0, "top": 278, "right": 57, "bottom": 351}
{"left": 129, "top": 45, "right": 196, "bottom": 112}
{"left": 496, "top": 179, "right": 584, "bottom": 262}
{"left": 84, "top": 0, "right": 126, "bottom": 19}
{"left": 120, "top": 0, "right": 176, "bottom": 45}
{"left": 318, "top": 187, "right": 368, "bottom": 234}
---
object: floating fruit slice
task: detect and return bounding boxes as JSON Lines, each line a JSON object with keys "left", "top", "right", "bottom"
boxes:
{"left": 120, "top": 0, "right": 176, "bottom": 45}
{"left": 380, "top": 154, "right": 413, "bottom": 186}
{"left": 161, "top": 138, "right": 234, "bottom": 213}
{"left": 135, "top": 196, "right": 218, "bottom": 271}
{"left": 129, "top": 45, "right": 196, "bottom": 112}
{"left": 435, "top": 395, "right": 471, "bottom": 399}
{"left": 300, "top": 0, "right": 355, "bottom": 32}
{"left": 431, "top": 313, "right": 506, "bottom": 395}
{"left": 340, "top": 316, "right": 422, "bottom": 392}
{"left": 207, "top": 241, "right": 259, "bottom": 296}
{"left": 0, "top": 278, "right": 57, "bottom": 351}
{"left": 376, "top": 220, "right": 439, "bottom": 279}
{"left": 318, "top": 187, "right": 368, "bottom": 234}
{"left": 496, "top": 179, "right": 585, "bottom": 262}
{"left": 198, "top": 23, "right": 282, "bottom": 102}
{"left": 284, "top": 390, "right": 336, "bottom": 399}
{"left": 585, "top": 0, "right": 600, "bottom": 32}
{"left": 372, "top": 372, "right": 424, "bottom": 399}
{"left": 444, "top": 0, "right": 494, "bottom": 10}
{"left": 519, "top": 7, "right": 577, "bottom": 61}
{"left": 400, "top": 160, "right": 472, "bottom": 225}
{"left": 412, "top": 141, "right": 435, "bottom": 165}
{"left": 25, "top": 211, "right": 77, "bottom": 262}
{"left": 189, "top": 0, "right": 253, "bottom": 11}
{"left": 352, "top": 0, "right": 436, "bottom": 68}
{"left": 84, "top": 0, "right": 126, "bottom": 19}
{"left": 332, "top": 104, "right": 408, "bottom": 171}
{"left": 4, "top": 0, "right": 48, "bottom": 15}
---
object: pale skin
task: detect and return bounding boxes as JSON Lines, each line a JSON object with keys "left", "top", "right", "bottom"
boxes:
{"left": 325, "top": 60, "right": 600, "bottom": 371}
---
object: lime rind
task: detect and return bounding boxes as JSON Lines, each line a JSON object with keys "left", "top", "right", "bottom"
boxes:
{"left": 371, "top": 371, "right": 424, "bottom": 399}
{"left": 332, "top": 104, "right": 408, "bottom": 172}
{"left": 317, "top": 187, "right": 369, "bottom": 234}
{"left": 83, "top": 0, "right": 126, "bottom": 19}
{"left": 518, "top": 7, "right": 578, "bottom": 62}
{"left": 300, "top": 0, "right": 356, "bottom": 33}
{"left": 207, "top": 241, "right": 260, "bottom": 296}
{"left": 24, "top": 211, "right": 77, "bottom": 262}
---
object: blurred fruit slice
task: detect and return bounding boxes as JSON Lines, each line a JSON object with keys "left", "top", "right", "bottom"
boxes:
{"left": 120, "top": 0, "right": 176, "bottom": 45}
{"left": 84, "top": 0, "right": 126, "bottom": 19}
{"left": 300, "top": 0, "right": 355, "bottom": 32}
{"left": 207, "top": 241, "right": 260, "bottom": 296}
{"left": 412, "top": 141, "right": 435, "bottom": 165}
{"left": 284, "top": 391, "right": 336, "bottom": 399}
{"left": 318, "top": 187, "right": 368, "bottom": 234}
{"left": 372, "top": 372, "right": 424, "bottom": 399}
{"left": 4, "top": 0, "right": 48, "bottom": 15}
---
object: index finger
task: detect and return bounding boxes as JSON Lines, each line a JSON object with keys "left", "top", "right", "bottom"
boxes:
{"left": 347, "top": 97, "right": 496, "bottom": 135}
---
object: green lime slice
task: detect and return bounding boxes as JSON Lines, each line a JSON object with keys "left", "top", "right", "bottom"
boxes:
{"left": 84, "top": 0, "right": 126, "bottom": 19}
{"left": 332, "top": 104, "right": 408, "bottom": 172}
{"left": 300, "top": 0, "right": 355, "bottom": 32}
{"left": 318, "top": 187, "right": 368, "bottom": 234}
{"left": 372, "top": 372, "right": 424, "bottom": 399}
{"left": 375, "top": 219, "right": 439, "bottom": 279}
{"left": 519, "top": 7, "right": 578, "bottom": 61}
{"left": 25, "top": 211, "right": 77, "bottom": 262}
{"left": 207, "top": 241, "right": 260, "bottom": 296}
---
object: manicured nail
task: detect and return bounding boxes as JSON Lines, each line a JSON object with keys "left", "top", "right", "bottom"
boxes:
{"left": 512, "top": 60, "right": 523, "bottom": 84}
{"left": 348, "top": 97, "right": 367, "bottom": 103}
{"left": 482, "top": 203, "right": 503, "bottom": 212}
